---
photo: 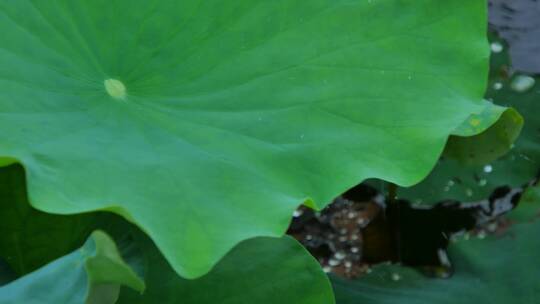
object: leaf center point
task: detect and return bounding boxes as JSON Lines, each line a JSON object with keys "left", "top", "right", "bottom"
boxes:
{"left": 104, "top": 79, "right": 127, "bottom": 100}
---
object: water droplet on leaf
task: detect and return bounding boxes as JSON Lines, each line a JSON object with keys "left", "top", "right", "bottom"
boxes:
{"left": 477, "top": 231, "right": 486, "bottom": 239}
{"left": 511, "top": 75, "right": 535, "bottom": 93}
{"left": 329, "top": 258, "right": 340, "bottom": 266}
{"left": 335, "top": 251, "right": 346, "bottom": 260}
{"left": 490, "top": 42, "right": 503, "bottom": 53}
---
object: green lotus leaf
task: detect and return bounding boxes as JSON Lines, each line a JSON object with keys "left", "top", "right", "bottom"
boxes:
{"left": 445, "top": 101, "right": 523, "bottom": 165}
{"left": 0, "top": 1, "right": 492, "bottom": 277}
{"left": 332, "top": 219, "right": 540, "bottom": 303}
{"left": 0, "top": 231, "right": 144, "bottom": 304}
{"left": 118, "top": 235, "right": 335, "bottom": 304}
{"left": 398, "top": 34, "right": 539, "bottom": 204}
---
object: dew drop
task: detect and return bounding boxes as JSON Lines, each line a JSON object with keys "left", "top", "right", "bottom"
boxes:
{"left": 328, "top": 258, "right": 340, "bottom": 266}
{"left": 335, "top": 251, "right": 347, "bottom": 260}
{"left": 493, "top": 82, "right": 503, "bottom": 90}
{"left": 511, "top": 75, "right": 535, "bottom": 93}
{"left": 520, "top": 153, "right": 532, "bottom": 161}
{"left": 391, "top": 273, "right": 401, "bottom": 281}
{"left": 486, "top": 222, "right": 498, "bottom": 233}
{"left": 490, "top": 42, "right": 503, "bottom": 53}
{"left": 483, "top": 165, "right": 493, "bottom": 173}
{"left": 470, "top": 118, "right": 481, "bottom": 127}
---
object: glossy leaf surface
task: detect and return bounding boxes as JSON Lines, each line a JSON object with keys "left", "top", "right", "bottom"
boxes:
{"left": 0, "top": 0, "right": 492, "bottom": 277}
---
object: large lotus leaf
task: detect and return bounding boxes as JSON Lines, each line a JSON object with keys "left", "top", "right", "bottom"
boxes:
{"left": 0, "top": 1, "right": 492, "bottom": 277}
{"left": 331, "top": 219, "right": 540, "bottom": 303}
{"left": 398, "top": 33, "right": 540, "bottom": 204}
{"left": 0, "top": 231, "right": 144, "bottom": 304}
{"left": 119, "top": 235, "right": 335, "bottom": 304}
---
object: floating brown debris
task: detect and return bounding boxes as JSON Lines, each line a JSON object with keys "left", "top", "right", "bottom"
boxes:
{"left": 288, "top": 177, "right": 536, "bottom": 279}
